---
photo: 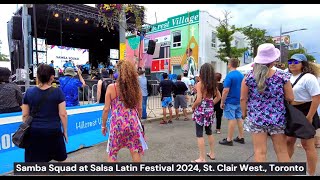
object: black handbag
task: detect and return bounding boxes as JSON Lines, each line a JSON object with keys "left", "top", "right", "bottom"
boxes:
{"left": 12, "top": 87, "right": 55, "bottom": 148}
{"left": 284, "top": 73, "right": 316, "bottom": 139}
{"left": 284, "top": 102, "right": 316, "bottom": 139}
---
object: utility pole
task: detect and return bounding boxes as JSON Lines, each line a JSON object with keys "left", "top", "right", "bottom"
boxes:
{"left": 119, "top": 5, "right": 127, "bottom": 61}
{"left": 279, "top": 25, "right": 282, "bottom": 63}
{"left": 23, "top": 4, "right": 30, "bottom": 89}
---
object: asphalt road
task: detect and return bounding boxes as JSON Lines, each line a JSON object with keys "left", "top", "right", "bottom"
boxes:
{"left": 66, "top": 114, "right": 320, "bottom": 175}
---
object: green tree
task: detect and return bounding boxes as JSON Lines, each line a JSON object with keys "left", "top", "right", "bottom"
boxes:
{"left": 240, "top": 26, "right": 275, "bottom": 57}
{"left": 0, "top": 40, "right": 9, "bottom": 61}
{"left": 288, "top": 49, "right": 315, "bottom": 62}
{"left": 0, "top": 54, "right": 9, "bottom": 61}
{"left": 216, "top": 11, "right": 247, "bottom": 63}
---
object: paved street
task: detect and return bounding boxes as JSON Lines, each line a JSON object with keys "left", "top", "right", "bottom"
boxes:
{"left": 66, "top": 114, "right": 320, "bottom": 175}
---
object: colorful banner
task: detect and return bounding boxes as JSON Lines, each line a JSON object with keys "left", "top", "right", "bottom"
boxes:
{"left": 0, "top": 104, "right": 109, "bottom": 175}
{"left": 272, "top": 35, "right": 290, "bottom": 46}
{"left": 46, "top": 45, "right": 89, "bottom": 68}
{"left": 120, "top": 43, "right": 126, "bottom": 60}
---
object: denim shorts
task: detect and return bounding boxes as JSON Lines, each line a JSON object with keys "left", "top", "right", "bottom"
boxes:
{"left": 244, "top": 118, "right": 285, "bottom": 135}
{"left": 162, "top": 97, "right": 173, "bottom": 108}
{"left": 223, "top": 103, "right": 242, "bottom": 120}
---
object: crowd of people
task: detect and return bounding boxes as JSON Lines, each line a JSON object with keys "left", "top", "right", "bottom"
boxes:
{"left": 0, "top": 42, "right": 320, "bottom": 175}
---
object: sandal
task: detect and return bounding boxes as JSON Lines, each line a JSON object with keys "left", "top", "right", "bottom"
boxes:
{"left": 160, "top": 120, "right": 167, "bottom": 124}
{"left": 175, "top": 116, "right": 180, "bottom": 120}
{"left": 191, "top": 159, "right": 206, "bottom": 163}
{"left": 184, "top": 118, "right": 189, "bottom": 121}
{"left": 168, "top": 120, "right": 173, "bottom": 124}
{"left": 206, "top": 153, "right": 215, "bottom": 160}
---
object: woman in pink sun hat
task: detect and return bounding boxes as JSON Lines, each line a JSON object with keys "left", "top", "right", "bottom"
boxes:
{"left": 240, "top": 43, "right": 294, "bottom": 162}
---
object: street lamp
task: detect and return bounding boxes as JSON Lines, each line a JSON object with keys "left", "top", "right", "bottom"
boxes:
{"left": 308, "top": 52, "right": 318, "bottom": 54}
{"left": 279, "top": 25, "right": 307, "bottom": 63}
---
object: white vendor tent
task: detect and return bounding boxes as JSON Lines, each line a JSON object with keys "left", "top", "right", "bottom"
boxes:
{"left": 237, "top": 62, "right": 288, "bottom": 74}
{"left": 237, "top": 62, "right": 254, "bottom": 74}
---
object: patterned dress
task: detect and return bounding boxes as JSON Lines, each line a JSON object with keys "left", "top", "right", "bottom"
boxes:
{"left": 192, "top": 98, "right": 215, "bottom": 126}
{"left": 244, "top": 70, "right": 291, "bottom": 131}
{"left": 106, "top": 87, "right": 147, "bottom": 161}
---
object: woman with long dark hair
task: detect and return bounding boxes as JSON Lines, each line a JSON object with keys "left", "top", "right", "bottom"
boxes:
{"left": 191, "top": 63, "right": 221, "bottom": 162}
{"left": 101, "top": 60, "right": 147, "bottom": 162}
{"left": 287, "top": 54, "right": 320, "bottom": 176}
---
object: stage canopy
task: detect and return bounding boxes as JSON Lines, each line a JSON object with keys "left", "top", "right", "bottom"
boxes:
{"left": 18, "top": 4, "right": 120, "bottom": 68}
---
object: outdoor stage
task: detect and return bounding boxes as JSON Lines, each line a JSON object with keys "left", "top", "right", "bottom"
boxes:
{"left": 9, "top": 4, "right": 119, "bottom": 73}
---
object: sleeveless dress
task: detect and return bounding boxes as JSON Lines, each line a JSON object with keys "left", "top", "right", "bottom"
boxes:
{"left": 106, "top": 85, "right": 147, "bottom": 161}
{"left": 192, "top": 97, "right": 215, "bottom": 126}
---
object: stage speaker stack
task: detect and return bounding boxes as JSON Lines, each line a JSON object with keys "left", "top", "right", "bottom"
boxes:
{"left": 12, "top": 16, "right": 22, "bottom": 40}
{"left": 147, "top": 40, "right": 156, "bottom": 55}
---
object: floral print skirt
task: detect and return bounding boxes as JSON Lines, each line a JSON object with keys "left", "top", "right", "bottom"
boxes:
{"left": 192, "top": 98, "right": 215, "bottom": 126}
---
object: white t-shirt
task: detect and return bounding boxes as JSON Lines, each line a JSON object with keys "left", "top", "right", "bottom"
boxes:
{"left": 290, "top": 73, "right": 320, "bottom": 102}
{"left": 181, "top": 77, "right": 191, "bottom": 91}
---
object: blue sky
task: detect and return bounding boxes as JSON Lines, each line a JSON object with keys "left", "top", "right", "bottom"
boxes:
{"left": 1, "top": 4, "right": 319, "bottom": 63}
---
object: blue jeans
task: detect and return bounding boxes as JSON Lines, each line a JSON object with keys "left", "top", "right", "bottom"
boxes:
{"left": 142, "top": 96, "right": 148, "bottom": 119}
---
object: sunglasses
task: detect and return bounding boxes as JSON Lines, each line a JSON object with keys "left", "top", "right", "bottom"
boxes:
{"left": 288, "top": 60, "right": 301, "bottom": 65}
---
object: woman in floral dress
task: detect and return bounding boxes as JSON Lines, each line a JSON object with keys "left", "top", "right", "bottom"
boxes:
{"left": 101, "top": 60, "right": 147, "bottom": 162}
{"left": 192, "top": 63, "right": 221, "bottom": 162}
{"left": 240, "top": 43, "right": 294, "bottom": 162}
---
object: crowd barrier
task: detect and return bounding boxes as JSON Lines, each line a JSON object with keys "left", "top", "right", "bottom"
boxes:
{"left": 91, "top": 84, "right": 98, "bottom": 104}
{"left": 0, "top": 103, "right": 109, "bottom": 175}
{"left": 147, "top": 84, "right": 161, "bottom": 117}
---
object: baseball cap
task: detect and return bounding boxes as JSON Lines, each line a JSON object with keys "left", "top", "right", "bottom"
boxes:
{"left": 289, "top": 54, "right": 307, "bottom": 62}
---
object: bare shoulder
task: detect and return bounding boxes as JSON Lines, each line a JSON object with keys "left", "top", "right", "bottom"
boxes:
{"left": 107, "top": 83, "right": 116, "bottom": 91}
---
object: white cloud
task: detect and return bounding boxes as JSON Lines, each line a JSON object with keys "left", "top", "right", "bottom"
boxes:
{"left": 0, "top": 4, "right": 22, "bottom": 56}
{"left": 281, "top": 4, "right": 320, "bottom": 19}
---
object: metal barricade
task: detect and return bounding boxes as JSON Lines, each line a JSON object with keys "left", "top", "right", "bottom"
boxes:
{"left": 147, "top": 83, "right": 162, "bottom": 117}
{"left": 17, "top": 85, "right": 37, "bottom": 94}
{"left": 91, "top": 84, "right": 98, "bottom": 104}
{"left": 78, "top": 85, "right": 91, "bottom": 105}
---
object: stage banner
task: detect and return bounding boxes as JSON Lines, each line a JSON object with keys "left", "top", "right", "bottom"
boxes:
{"left": 46, "top": 45, "right": 89, "bottom": 68}
{"left": 0, "top": 104, "right": 108, "bottom": 175}
{"left": 120, "top": 43, "right": 126, "bottom": 61}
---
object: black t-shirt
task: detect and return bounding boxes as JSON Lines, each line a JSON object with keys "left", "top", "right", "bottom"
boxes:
{"left": 174, "top": 81, "right": 188, "bottom": 95}
{"left": 214, "top": 82, "right": 224, "bottom": 110}
{"left": 158, "top": 80, "right": 174, "bottom": 97}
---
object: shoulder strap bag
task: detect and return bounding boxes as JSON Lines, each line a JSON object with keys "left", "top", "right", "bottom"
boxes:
{"left": 12, "top": 87, "right": 56, "bottom": 148}
{"left": 284, "top": 73, "right": 316, "bottom": 139}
